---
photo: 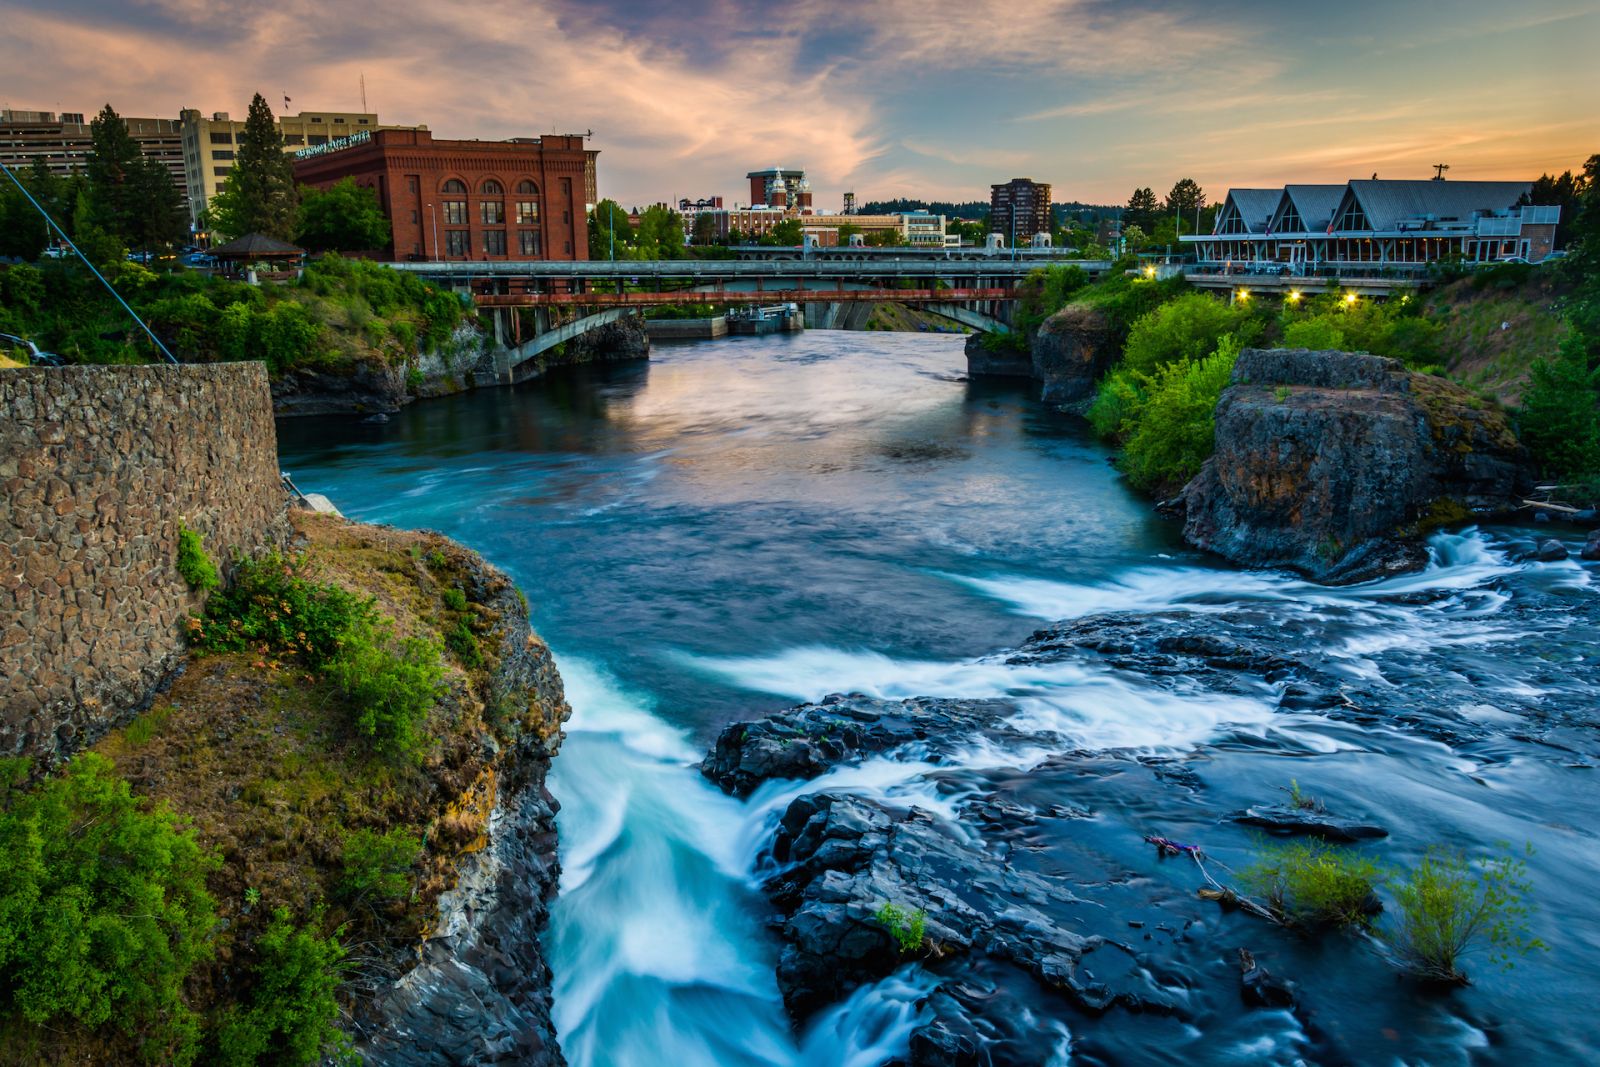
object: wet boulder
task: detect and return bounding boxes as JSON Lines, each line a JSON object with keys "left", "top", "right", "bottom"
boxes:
{"left": 1182, "top": 349, "right": 1530, "bottom": 583}
{"left": 1534, "top": 538, "right": 1570, "bottom": 562}
{"left": 1583, "top": 530, "right": 1600, "bottom": 561}
{"left": 1232, "top": 804, "right": 1389, "bottom": 843}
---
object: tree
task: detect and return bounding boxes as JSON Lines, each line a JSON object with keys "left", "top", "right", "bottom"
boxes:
{"left": 1524, "top": 169, "right": 1589, "bottom": 249}
{"left": 0, "top": 177, "right": 49, "bottom": 261}
{"left": 295, "top": 178, "right": 391, "bottom": 252}
{"left": 690, "top": 211, "right": 719, "bottom": 246}
{"left": 1124, "top": 187, "right": 1160, "bottom": 234}
{"left": 1518, "top": 336, "right": 1600, "bottom": 479}
{"left": 85, "top": 104, "right": 143, "bottom": 243}
{"left": 127, "top": 156, "right": 185, "bottom": 252}
{"left": 210, "top": 93, "right": 296, "bottom": 240}
{"left": 1164, "top": 178, "right": 1206, "bottom": 234}
{"left": 634, "top": 204, "right": 684, "bottom": 259}
{"left": 588, "top": 198, "right": 630, "bottom": 260}
{"left": 761, "top": 218, "right": 804, "bottom": 246}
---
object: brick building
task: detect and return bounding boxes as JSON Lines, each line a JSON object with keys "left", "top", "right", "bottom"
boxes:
{"left": 990, "top": 178, "right": 1052, "bottom": 243}
{"left": 292, "top": 128, "right": 597, "bottom": 261}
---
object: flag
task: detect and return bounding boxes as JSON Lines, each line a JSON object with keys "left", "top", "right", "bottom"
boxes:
{"left": 283, "top": 93, "right": 292, "bottom": 110}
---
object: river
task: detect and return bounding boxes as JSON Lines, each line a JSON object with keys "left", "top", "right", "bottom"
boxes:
{"left": 277, "top": 331, "right": 1600, "bottom": 1066}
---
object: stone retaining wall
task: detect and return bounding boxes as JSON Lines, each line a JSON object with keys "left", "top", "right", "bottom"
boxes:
{"left": 0, "top": 363, "right": 288, "bottom": 761}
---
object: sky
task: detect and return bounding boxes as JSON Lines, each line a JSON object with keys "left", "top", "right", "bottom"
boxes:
{"left": 2, "top": 0, "right": 1598, "bottom": 210}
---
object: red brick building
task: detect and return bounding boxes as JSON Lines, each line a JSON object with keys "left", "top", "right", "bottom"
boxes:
{"left": 292, "top": 129, "right": 595, "bottom": 261}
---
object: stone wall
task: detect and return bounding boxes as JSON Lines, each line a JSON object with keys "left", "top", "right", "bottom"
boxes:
{"left": 0, "top": 363, "right": 288, "bottom": 761}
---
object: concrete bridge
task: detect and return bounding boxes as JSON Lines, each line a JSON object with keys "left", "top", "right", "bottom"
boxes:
{"left": 393, "top": 256, "right": 1110, "bottom": 380}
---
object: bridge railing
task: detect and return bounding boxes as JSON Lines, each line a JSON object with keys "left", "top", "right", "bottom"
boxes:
{"left": 391, "top": 259, "right": 1113, "bottom": 280}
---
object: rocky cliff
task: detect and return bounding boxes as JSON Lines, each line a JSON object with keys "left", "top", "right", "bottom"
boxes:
{"left": 1182, "top": 348, "right": 1529, "bottom": 582}
{"left": 964, "top": 303, "right": 1117, "bottom": 411}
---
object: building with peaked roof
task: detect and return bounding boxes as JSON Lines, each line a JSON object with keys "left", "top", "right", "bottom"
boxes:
{"left": 1184, "top": 178, "right": 1559, "bottom": 271}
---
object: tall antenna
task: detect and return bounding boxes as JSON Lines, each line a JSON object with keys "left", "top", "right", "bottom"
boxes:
{"left": 360, "top": 72, "right": 368, "bottom": 114}
{"left": 1432, "top": 163, "right": 1450, "bottom": 181}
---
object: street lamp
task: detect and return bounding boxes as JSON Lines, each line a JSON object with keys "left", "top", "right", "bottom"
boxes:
{"left": 428, "top": 203, "right": 439, "bottom": 261}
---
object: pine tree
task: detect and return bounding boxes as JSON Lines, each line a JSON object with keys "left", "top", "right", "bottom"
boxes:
{"left": 210, "top": 93, "right": 297, "bottom": 240}
{"left": 86, "top": 103, "right": 142, "bottom": 243}
{"left": 1125, "top": 187, "right": 1159, "bottom": 233}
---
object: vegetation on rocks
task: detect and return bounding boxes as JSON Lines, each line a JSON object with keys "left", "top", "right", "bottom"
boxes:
{"left": 1, "top": 513, "right": 555, "bottom": 1065}
{"left": 176, "top": 520, "right": 221, "bottom": 591}
{"left": 1240, "top": 838, "right": 1384, "bottom": 928}
{"left": 1382, "top": 845, "right": 1546, "bottom": 984}
{"left": 874, "top": 902, "right": 928, "bottom": 954}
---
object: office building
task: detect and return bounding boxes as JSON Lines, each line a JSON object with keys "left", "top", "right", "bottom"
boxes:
{"left": 0, "top": 108, "right": 186, "bottom": 195}
{"left": 990, "top": 178, "right": 1052, "bottom": 242}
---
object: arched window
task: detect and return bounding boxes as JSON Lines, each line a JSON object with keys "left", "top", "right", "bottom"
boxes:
{"left": 480, "top": 179, "right": 504, "bottom": 195}
{"left": 441, "top": 178, "right": 467, "bottom": 194}
{"left": 516, "top": 180, "right": 538, "bottom": 195}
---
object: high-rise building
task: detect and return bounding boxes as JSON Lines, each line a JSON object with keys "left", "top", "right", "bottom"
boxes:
{"left": 179, "top": 109, "right": 430, "bottom": 229}
{"left": 0, "top": 109, "right": 186, "bottom": 195}
{"left": 746, "top": 167, "right": 810, "bottom": 209}
{"left": 990, "top": 178, "right": 1053, "bottom": 242}
{"left": 292, "top": 128, "right": 595, "bottom": 262}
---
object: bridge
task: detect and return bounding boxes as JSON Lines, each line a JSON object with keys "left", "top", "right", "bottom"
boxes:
{"left": 392, "top": 256, "right": 1111, "bottom": 381}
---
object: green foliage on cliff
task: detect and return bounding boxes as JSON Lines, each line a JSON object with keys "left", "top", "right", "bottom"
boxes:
{"left": 191, "top": 553, "right": 446, "bottom": 761}
{"left": 340, "top": 828, "right": 423, "bottom": 903}
{"left": 175, "top": 522, "right": 220, "bottom": 591}
{"left": 0, "top": 253, "right": 473, "bottom": 371}
{"left": 1517, "top": 336, "right": 1600, "bottom": 479}
{"left": 1120, "top": 292, "right": 1261, "bottom": 377}
{"left": 212, "top": 909, "right": 351, "bottom": 1067}
{"left": 1277, "top": 291, "right": 1444, "bottom": 371}
{"left": 0, "top": 753, "right": 218, "bottom": 1063}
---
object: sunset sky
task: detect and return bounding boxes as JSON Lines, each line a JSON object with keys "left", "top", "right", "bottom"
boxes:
{"left": 3, "top": 0, "right": 1597, "bottom": 210}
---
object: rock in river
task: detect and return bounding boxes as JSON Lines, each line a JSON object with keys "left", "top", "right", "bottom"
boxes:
{"left": 1181, "top": 348, "right": 1530, "bottom": 583}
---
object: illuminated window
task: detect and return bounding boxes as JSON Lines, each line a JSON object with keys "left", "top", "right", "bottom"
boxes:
{"left": 443, "top": 201, "right": 468, "bottom": 225}
{"left": 480, "top": 200, "right": 505, "bottom": 225}
{"left": 516, "top": 201, "right": 538, "bottom": 224}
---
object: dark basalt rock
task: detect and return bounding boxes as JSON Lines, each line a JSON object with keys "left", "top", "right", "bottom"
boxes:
{"left": 963, "top": 332, "right": 1032, "bottom": 379}
{"left": 1534, "top": 538, "right": 1570, "bottom": 562}
{"left": 1181, "top": 348, "right": 1530, "bottom": 584}
{"left": 702, "top": 694, "right": 1032, "bottom": 797}
{"left": 1231, "top": 804, "right": 1389, "bottom": 842}
{"left": 1238, "top": 949, "right": 1295, "bottom": 1009}
{"left": 1030, "top": 304, "right": 1118, "bottom": 409}
{"left": 1584, "top": 530, "right": 1600, "bottom": 561}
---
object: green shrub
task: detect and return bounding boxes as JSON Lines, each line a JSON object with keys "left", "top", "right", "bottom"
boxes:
{"left": 1517, "top": 336, "right": 1600, "bottom": 480}
{"left": 1282, "top": 317, "right": 1347, "bottom": 350}
{"left": 191, "top": 553, "right": 375, "bottom": 668}
{"left": 1240, "top": 838, "right": 1383, "bottom": 927}
{"left": 175, "top": 521, "right": 220, "bottom": 592}
{"left": 1120, "top": 292, "right": 1260, "bottom": 377}
{"left": 1086, "top": 364, "right": 1147, "bottom": 438}
{"left": 1117, "top": 336, "right": 1242, "bottom": 489}
{"left": 445, "top": 620, "right": 482, "bottom": 668}
{"left": 1382, "top": 845, "right": 1545, "bottom": 984}
{"left": 339, "top": 828, "right": 422, "bottom": 902}
{"left": 874, "top": 902, "right": 927, "bottom": 954}
{"left": 441, "top": 587, "right": 468, "bottom": 612}
{"left": 0, "top": 753, "right": 217, "bottom": 1063}
{"left": 212, "top": 908, "right": 351, "bottom": 1066}
{"left": 322, "top": 621, "right": 445, "bottom": 761}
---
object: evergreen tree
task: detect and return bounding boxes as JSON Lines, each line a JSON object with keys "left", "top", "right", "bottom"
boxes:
{"left": 0, "top": 166, "right": 49, "bottom": 260}
{"left": 128, "top": 156, "right": 186, "bottom": 251}
{"left": 210, "top": 93, "right": 297, "bottom": 240}
{"left": 295, "top": 178, "right": 391, "bottom": 252}
{"left": 1124, "top": 187, "right": 1159, "bottom": 233}
{"left": 1518, "top": 337, "right": 1600, "bottom": 479}
{"left": 85, "top": 104, "right": 142, "bottom": 243}
{"left": 1164, "top": 178, "right": 1206, "bottom": 234}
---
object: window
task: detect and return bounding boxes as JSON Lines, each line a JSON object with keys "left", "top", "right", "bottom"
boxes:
{"left": 519, "top": 230, "right": 542, "bottom": 256}
{"left": 208, "top": 131, "right": 233, "bottom": 144}
{"left": 445, "top": 230, "right": 470, "bottom": 256}
{"left": 334, "top": 117, "right": 346, "bottom": 123}
{"left": 283, "top": 134, "right": 304, "bottom": 145}
{"left": 516, "top": 201, "right": 538, "bottom": 224}
{"left": 480, "top": 179, "right": 504, "bottom": 195}
{"left": 407, "top": 176, "right": 419, "bottom": 193}
{"left": 211, "top": 150, "right": 234, "bottom": 161}
{"left": 359, "top": 118, "right": 370, "bottom": 125}
{"left": 564, "top": 240, "right": 572, "bottom": 254}
{"left": 308, "top": 135, "right": 328, "bottom": 145}
{"left": 410, "top": 210, "right": 419, "bottom": 224}
{"left": 215, "top": 166, "right": 232, "bottom": 176}
{"left": 483, "top": 230, "right": 507, "bottom": 256}
{"left": 441, "top": 178, "right": 467, "bottom": 194}
{"left": 442, "top": 201, "right": 468, "bottom": 225}
{"left": 311, "top": 116, "right": 323, "bottom": 123}
{"left": 480, "top": 200, "right": 504, "bottom": 225}
{"left": 516, "top": 180, "right": 538, "bottom": 195}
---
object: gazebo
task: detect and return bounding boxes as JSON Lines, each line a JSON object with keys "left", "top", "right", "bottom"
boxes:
{"left": 209, "top": 233, "right": 306, "bottom": 268}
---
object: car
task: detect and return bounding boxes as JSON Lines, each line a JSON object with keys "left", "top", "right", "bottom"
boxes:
{"left": 126, "top": 251, "right": 155, "bottom": 264}
{"left": 1497, "top": 255, "right": 1530, "bottom": 265}
{"left": 183, "top": 252, "right": 218, "bottom": 268}
{"left": 41, "top": 245, "right": 68, "bottom": 259}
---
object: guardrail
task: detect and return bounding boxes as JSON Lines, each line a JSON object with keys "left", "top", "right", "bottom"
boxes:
{"left": 391, "top": 259, "right": 1113, "bottom": 280}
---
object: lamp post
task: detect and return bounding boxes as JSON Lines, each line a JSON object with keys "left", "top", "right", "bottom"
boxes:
{"left": 428, "top": 202, "right": 439, "bottom": 261}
